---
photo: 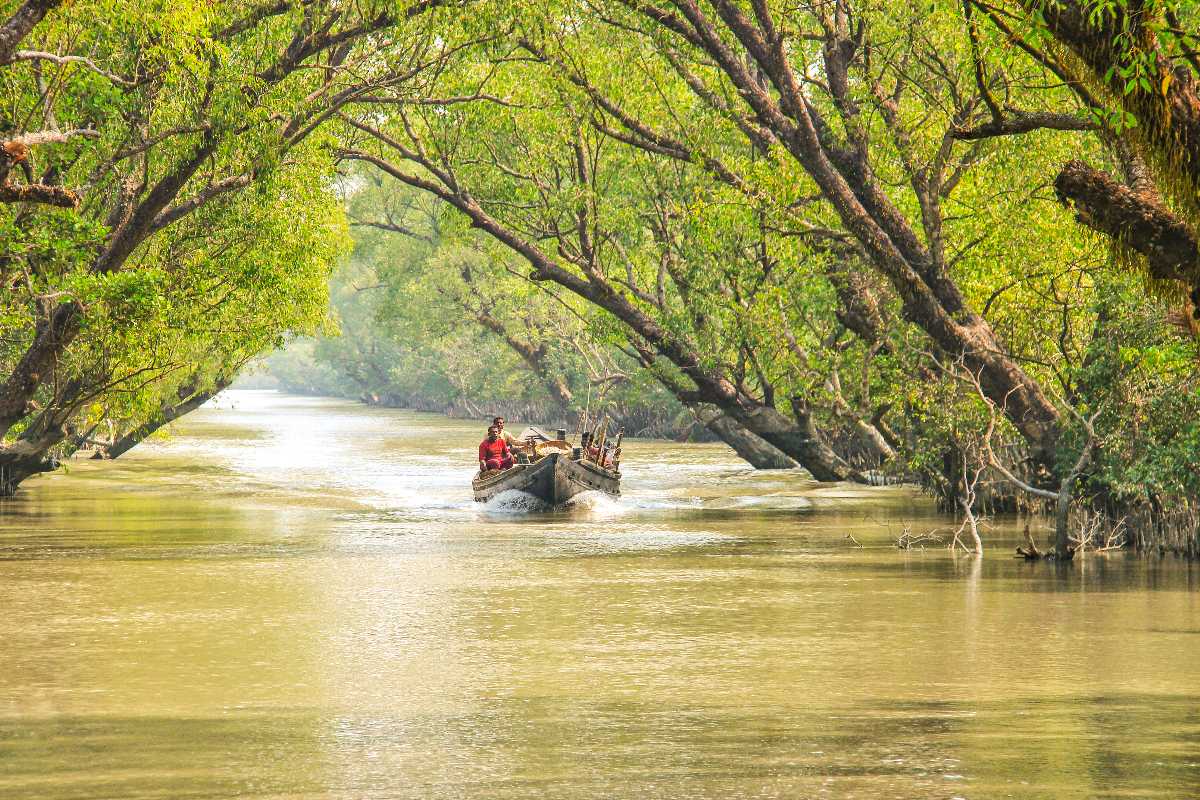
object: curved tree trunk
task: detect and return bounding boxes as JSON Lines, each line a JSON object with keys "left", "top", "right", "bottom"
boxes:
{"left": 636, "top": 328, "right": 861, "bottom": 480}
{"left": 0, "top": 0, "right": 62, "bottom": 65}
{"left": 695, "top": 407, "right": 796, "bottom": 469}
{"left": 0, "top": 453, "right": 56, "bottom": 496}
{"left": 731, "top": 399, "right": 859, "bottom": 481}
{"left": 469, "top": 306, "right": 574, "bottom": 408}
{"left": 99, "top": 381, "right": 227, "bottom": 460}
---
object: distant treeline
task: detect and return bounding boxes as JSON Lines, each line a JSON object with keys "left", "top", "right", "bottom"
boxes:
{"left": 261, "top": 334, "right": 697, "bottom": 441}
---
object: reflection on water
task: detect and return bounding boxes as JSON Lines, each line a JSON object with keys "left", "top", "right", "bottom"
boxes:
{"left": 0, "top": 390, "right": 1197, "bottom": 799}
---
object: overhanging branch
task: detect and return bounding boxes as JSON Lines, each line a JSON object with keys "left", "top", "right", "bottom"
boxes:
{"left": 1054, "top": 159, "right": 1199, "bottom": 286}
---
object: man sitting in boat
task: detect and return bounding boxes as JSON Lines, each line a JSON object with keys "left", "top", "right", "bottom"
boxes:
{"left": 494, "top": 416, "right": 548, "bottom": 457}
{"left": 492, "top": 416, "right": 524, "bottom": 448}
{"left": 478, "top": 425, "right": 515, "bottom": 473}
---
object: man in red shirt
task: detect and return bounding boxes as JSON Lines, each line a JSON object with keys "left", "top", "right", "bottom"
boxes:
{"left": 478, "top": 425, "right": 514, "bottom": 473}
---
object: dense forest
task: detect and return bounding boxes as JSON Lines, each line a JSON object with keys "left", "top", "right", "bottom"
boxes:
{"left": 2, "top": 0, "right": 1198, "bottom": 554}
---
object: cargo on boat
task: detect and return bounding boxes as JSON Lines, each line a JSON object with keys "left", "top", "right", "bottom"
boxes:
{"left": 472, "top": 424, "right": 622, "bottom": 505}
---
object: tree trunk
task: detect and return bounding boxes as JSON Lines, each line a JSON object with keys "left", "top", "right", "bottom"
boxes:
{"left": 0, "top": 430, "right": 64, "bottom": 495}
{"left": 1054, "top": 159, "right": 1199, "bottom": 285}
{"left": 469, "top": 307, "right": 574, "bottom": 407}
{"left": 826, "top": 264, "right": 888, "bottom": 350}
{"left": 0, "top": 301, "right": 81, "bottom": 437}
{"left": 0, "top": 450, "right": 57, "bottom": 496}
{"left": 849, "top": 416, "right": 897, "bottom": 463}
{"left": 100, "top": 382, "right": 227, "bottom": 460}
{"left": 1055, "top": 488, "right": 1073, "bottom": 559}
{"left": 0, "top": 0, "right": 62, "bottom": 65}
{"left": 696, "top": 407, "right": 796, "bottom": 469}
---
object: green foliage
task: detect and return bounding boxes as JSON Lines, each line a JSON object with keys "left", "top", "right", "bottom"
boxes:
{"left": 2, "top": 0, "right": 1197, "bottom": 528}
{"left": 0, "top": 0, "right": 366, "bottom": 463}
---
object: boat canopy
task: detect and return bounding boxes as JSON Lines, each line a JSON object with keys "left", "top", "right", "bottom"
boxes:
{"left": 513, "top": 426, "right": 553, "bottom": 443}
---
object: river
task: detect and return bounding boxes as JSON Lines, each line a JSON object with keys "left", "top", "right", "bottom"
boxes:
{"left": 0, "top": 390, "right": 1197, "bottom": 799}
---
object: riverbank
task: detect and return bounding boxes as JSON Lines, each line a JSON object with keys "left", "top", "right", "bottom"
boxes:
{"left": 238, "top": 373, "right": 710, "bottom": 442}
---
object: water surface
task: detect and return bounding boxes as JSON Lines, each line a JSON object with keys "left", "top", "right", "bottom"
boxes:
{"left": 1, "top": 391, "right": 1197, "bottom": 798}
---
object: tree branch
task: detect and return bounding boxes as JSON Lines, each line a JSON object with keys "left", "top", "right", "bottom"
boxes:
{"left": 1054, "top": 159, "right": 1199, "bottom": 286}
{"left": 951, "top": 110, "right": 1097, "bottom": 140}
{"left": 9, "top": 50, "right": 133, "bottom": 85}
{"left": 0, "top": 0, "right": 61, "bottom": 65}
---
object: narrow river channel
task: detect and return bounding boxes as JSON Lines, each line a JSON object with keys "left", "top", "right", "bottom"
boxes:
{"left": 1, "top": 390, "right": 1197, "bottom": 799}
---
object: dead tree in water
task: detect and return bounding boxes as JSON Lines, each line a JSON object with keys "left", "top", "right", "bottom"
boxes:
{"left": 951, "top": 455, "right": 985, "bottom": 555}
{"left": 965, "top": 371, "right": 1100, "bottom": 559}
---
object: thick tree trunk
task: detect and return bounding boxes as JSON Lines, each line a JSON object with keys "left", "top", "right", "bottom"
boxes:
{"left": 0, "top": 450, "right": 57, "bottom": 495}
{"left": 0, "top": 429, "right": 64, "bottom": 495}
{"left": 1055, "top": 487, "right": 1073, "bottom": 559}
{"left": 702, "top": 392, "right": 857, "bottom": 478}
{"left": 695, "top": 407, "right": 796, "bottom": 469}
{"left": 813, "top": 147, "right": 1062, "bottom": 468}
{"left": 848, "top": 416, "right": 897, "bottom": 463}
{"left": 715, "top": 399, "right": 857, "bottom": 479}
{"left": 628, "top": 336, "right": 856, "bottom": 478}
{"left": 771, "top": 396, "right": 857, "bottom": 481}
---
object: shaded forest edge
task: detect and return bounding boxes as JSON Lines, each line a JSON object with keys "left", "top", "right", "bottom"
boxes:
{"left": 0, "top": 1, "right": 1198, "bottom": 557}
{"left": 245, "top": 360, "right": 707, "bottom": 442}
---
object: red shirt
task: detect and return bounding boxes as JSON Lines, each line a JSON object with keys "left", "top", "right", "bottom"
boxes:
{"left": 479, "top": 437, "right": 510, "bottom": 461}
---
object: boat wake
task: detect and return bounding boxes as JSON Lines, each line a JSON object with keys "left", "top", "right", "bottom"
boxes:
{"left": 481, "top": 489, "right": 550, "bottom": 514}
{"left": 563, "top": 490, "right": 626, "bottom": 516}
{"left": 479, "top": 488, "right": 629, "bottom": 515}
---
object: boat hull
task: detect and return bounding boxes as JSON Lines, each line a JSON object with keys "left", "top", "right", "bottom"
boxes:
{"left": 472, "top": 452, "right": 619, "bottom": 504}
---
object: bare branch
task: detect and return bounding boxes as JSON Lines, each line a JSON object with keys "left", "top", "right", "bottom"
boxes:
{"left": 7, "top": 128, "right": 99, "bottom": 147}
{"left": 9, "top": 50, "right": 133, "bottom": 85}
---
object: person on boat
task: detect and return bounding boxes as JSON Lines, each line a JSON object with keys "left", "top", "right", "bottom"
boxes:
{"left": 494, "top": 416, "right": 541, "bottom": 459}
{"left": 492, "top": 416, "right": 522, "bottom": 447}
{"left": 478, "top": 425, "right": 515, "bottom": 473}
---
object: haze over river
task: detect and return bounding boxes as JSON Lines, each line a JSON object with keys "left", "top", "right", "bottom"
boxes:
{"left": 1, "top": 391, "right": 1197, "bottom": 799}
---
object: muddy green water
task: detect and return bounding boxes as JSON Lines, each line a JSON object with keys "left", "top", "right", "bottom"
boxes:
{"left": 0, "top": 391, "right": 1197, "bottom": 799}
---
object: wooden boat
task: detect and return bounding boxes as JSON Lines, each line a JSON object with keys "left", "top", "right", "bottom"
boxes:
{"left": 472, "top": 451, "right": 620, "bottom": 504}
